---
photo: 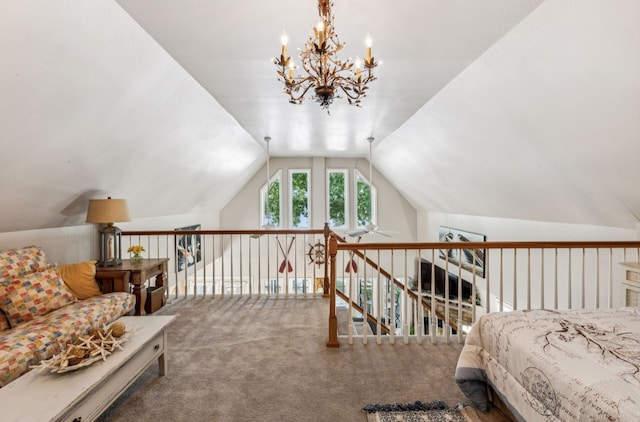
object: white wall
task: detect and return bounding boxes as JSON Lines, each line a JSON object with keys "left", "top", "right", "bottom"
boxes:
{"left": 0, "top": 212, "right": 218, "bottom": 265}
{"left": 421, "top": 212, "right": 637, "bottom": 243}
{"left": 420, "top": 212, "right": 638, "bottom": 311}
{"left": 220, "top": 157, "right": 417, "bottom": 242}
{"left": 0, "top": 226, "right": 94, "bottom": 265}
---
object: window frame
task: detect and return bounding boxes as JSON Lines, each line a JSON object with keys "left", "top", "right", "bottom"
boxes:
{"left": 326, "top": 168, "right": 349, "bottom": 229}
{"left": 260, "top": 169, "right": 282, "bottom": 227}
{"left": 354, "top": 168, "right": 377, "bottom": 229}
{"left": 289, "top": 168, "right": 311, "bottom": 229}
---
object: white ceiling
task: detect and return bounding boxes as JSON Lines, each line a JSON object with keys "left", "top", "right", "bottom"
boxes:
{"left": 1, "top": 0, "right": 639, "bottom": 233}
{"left": 115, "top": 0, "right": 545, "bottom": 157}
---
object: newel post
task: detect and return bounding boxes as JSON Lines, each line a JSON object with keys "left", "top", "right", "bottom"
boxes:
{"left": 326, "top": 233, "right": 340, "bottom": 347}
{"left": 323, "top": 222, "right": 330, "bottom": 297}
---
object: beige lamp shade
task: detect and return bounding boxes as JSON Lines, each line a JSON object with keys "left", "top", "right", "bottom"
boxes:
{"left": 86, "top": 197, "right": 131, "bottom": 224}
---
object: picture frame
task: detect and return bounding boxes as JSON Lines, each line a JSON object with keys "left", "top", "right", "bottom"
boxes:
{"left": 438, "top": 226, "right": 486, "bottom": 278}
{"left": 175, "top": 224, "right": 202, "bottom": 272}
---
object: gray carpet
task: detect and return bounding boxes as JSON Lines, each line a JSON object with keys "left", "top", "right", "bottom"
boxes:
{"left": 96, "top": 295, "right": 498, "bottom": 422}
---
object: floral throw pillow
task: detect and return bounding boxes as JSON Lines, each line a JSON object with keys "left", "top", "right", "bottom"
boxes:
{"left": 0, "top": 267, "right": 77, "bottom": 328}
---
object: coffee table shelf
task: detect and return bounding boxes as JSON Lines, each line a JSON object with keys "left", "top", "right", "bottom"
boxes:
{"left": 0, "top": 315, "right": 176, "bottom": 422}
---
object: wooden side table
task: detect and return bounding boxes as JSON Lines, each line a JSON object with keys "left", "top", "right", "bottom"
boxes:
{"left": 97, "top": 258, "right": 169, "bottom": 315}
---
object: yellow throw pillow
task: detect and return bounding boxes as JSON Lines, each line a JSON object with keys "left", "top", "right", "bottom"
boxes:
{"left": 58, "top": 261, "right": 102, "bottom": 299}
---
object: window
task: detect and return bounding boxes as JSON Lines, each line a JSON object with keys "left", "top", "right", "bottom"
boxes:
{"left": 327, "top": 169, "right": 348, "bottom": 229}
{"left": 290, "top": 169, "right": 310, "bottom": 228}
{"left": 260, "top": 170, "right": 281, "bottom": 227}
{"left": 355, "top": 169, "right": 377, "bottom": 227}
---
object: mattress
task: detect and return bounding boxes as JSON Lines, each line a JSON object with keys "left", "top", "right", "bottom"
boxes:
{"left": 455, "top": 307, "right": 640, "bottom": 421}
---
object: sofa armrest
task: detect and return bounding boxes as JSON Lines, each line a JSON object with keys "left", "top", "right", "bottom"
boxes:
{"left": 96, "top": 270, "right": 131, "bottom": 294}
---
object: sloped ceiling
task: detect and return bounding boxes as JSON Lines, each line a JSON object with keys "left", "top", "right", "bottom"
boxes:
{"left": 1, "top": 0, "right": 638, "bottom": 233}
{"left": 0, "top": 0, "right": 264, "bottom": 232}
{"left": 375, "top": 0, "right": 640, "bottom": 228}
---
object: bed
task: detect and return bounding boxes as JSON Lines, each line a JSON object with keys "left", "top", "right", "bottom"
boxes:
{"left": 455, "top": 307, "right": 640, "bottom": 421}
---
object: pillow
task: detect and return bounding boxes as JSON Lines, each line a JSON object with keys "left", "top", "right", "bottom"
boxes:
{"left": 57, "top": 261, "right": 102, "bottom": 300}
{"left": 0, "top": 245, "right": 48, "bottom": 280}
{"left": 0, "top": 268, "right": 76, "bottom": 328}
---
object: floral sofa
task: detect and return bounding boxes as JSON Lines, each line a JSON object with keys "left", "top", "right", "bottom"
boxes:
{"left": 0, "top": 245, "right": 135, "bottom": 387}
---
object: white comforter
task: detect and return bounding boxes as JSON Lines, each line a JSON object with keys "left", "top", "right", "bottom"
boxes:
{"left": 455, "top": 307, "right": 640, "bottom": 421}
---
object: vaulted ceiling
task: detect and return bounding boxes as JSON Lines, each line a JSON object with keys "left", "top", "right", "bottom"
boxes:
{"left": 1, "top": 0, "right": 639, "bottom": 233}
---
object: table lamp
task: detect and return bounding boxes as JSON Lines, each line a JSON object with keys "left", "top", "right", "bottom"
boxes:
{"left": 86, "top": 197, "right": 131, "bottom": 266}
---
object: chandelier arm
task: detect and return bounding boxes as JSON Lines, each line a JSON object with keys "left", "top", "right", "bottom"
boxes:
{"left": 325, "top": 54, "right": 349, "bottom": 69}
{"left": 287, "top": 81, "right": 316, "bottom": 103}
{"left": 283, "top": 77, "right": 314, "bottom": 93}
{"left": 302, "top": 64, "right": 323, "bottom": 82}
{"left": 275, "top": 67, "right": 317, "bottom": 99}
{"left": 337, "top": 84, "right": 364, "bottom": 101}
{"left": 292, "top": 76, "right": 317, "bottom": 90}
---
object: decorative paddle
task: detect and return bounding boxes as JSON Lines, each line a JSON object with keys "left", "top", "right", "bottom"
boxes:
{"left": 277, "top": 236, "right": 295, "bottom": 273}
{"left": 345, "top": 236, "right": 361, "bottom": 273}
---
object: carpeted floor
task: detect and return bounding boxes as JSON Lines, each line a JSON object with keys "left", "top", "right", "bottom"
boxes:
{"left": 97, "top": 295, "right": 509, "bottom": 422}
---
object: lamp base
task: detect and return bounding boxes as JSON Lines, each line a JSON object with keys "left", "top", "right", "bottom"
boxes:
{"left": 97, "top": 224, "right": 123, "bottom": 267}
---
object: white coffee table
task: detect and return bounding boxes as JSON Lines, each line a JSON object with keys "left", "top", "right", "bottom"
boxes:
{"left": 0, "top": 315, "right": 176, "bottom": 422}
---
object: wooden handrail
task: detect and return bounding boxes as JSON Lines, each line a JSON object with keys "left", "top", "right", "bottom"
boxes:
{"left": 327, "top": 235, "right": 640, "bottom": 346}
{"left": 333, "top": 240, "right": 640, "bottom": 250}
{"left": 124, "top": 229, "right": 325, "bottom": 236}
{"left": 119, "top": 228, "right": 640, "bottom": 346}
{"left": 330, "top": 235, "right": 463, "bottom": 343}
{"left": 123, "top": 227, "right": 330, "bottom": 299}
{"left": 333, "top": 233, "right": 428, "bottom": 326}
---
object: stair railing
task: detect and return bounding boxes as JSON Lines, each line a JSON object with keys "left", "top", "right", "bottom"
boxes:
{"left": 327, "top": 235, "right": 640, "bottom": 347}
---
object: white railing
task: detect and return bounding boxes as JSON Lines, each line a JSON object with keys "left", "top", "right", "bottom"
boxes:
{"left": 326, "top": 237, "right": 640, "bottom": 347}
{"left": 122, "top": 228, "right": 329, "bottom": 300}
{"left": 121, "top": 229, "right": 640, "bottom": 347}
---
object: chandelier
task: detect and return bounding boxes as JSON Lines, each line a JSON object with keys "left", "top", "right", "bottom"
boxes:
{"left": 274, "top": 0, "right": 378, "bottom": 112}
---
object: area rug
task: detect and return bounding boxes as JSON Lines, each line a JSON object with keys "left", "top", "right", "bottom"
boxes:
{"left": 362, "top": 400, "right": 475, "bottom": 422}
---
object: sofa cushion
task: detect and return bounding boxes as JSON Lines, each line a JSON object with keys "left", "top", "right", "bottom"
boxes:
{"left": 57, "top": 261, "right": 102, "bottom": 300}
{"left": 19, "top": 292, "right": 136, "bottom": 341}
{"left": 0, "top": 292, "right": 134, "bottom": 387}
{"left": 0, "top": 245, "right": 48, "bottom": 280}
{"left": 0, "top": 330, "right": 62, "bottom": 387}
{"left": 0, "top": 268, "right": 76, "bottom": 328}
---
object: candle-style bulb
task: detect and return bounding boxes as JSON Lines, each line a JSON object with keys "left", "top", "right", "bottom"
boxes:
{"left": 355, "top": 56, "right": 362, "bottom": 79}
{"left": 365, "top": 33, "right": 372, "bottom": 62}
{"left": 288, "top": 60, "right": 295, "bottom": 82}
{"left": 281, "top": 31, "right": 289, "bottom": 58}
{"left": 316, "top": 18, "right": 325, "bottom": 45}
